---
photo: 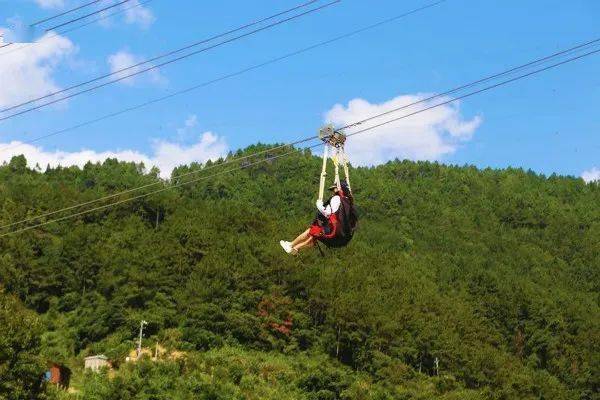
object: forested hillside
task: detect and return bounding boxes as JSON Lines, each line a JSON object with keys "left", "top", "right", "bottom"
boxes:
{"left": 0, "top": 145, "right": 598, "bottom": 400}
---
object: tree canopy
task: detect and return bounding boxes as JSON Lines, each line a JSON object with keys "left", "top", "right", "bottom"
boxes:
{"left": 0, "top": 146, "right": 598, "bottom": 399}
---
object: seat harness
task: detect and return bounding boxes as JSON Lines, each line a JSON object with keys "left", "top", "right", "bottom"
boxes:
{"left": 310, "top": 125, "right": 358, "bottom": 248}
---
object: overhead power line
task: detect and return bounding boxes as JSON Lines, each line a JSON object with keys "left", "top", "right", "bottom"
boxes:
{"left": 0, "top": 0, "right": 446, "bottom": 153}
{"left": 0, "top": 0, "right": 333, "bottom": 117}
{"left": 0, "top": 34, "right": 12, "bottom": 49}
{"left": 1, "top": 38, "right": 598, "bottom": 237}
{"left": 0, "top": 0, "right": 155, "bottom": 58}
{"left": 44, "top": 0, "right": 134, "bottom": 32}
{"left": 30, "top": 0, "right": 103, "bottom": 27}
{"left": 58, "top": 0, "right": 153, "bottom": 35}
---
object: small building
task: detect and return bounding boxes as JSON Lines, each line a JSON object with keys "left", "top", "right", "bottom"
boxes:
{"left": 44, "top": 363, "right": 71, "bottom": 389}
{"left": 84, "top": 355, "right": 109, "bottom": 372}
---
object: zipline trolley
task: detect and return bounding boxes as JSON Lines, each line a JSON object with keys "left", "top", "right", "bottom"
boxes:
{"left": 317, "top": 124, "right": 352, "bottom": 202}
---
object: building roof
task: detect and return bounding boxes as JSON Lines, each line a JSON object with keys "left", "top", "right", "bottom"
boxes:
{"left": 84, "top": 355, "right": 108, "bottom": 361}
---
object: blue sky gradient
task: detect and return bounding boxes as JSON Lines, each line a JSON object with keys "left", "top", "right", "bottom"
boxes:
{"left": 0, "top": 0, "right": 598, "bottom": 179}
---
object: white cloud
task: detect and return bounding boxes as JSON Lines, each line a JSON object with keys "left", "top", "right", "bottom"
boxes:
{"left": 0, "top": 29, "right": 74, "bottom": 108}
{"left": 325, "top": 94, "right": 482, "bottom": 165}
{"left": 582, "top": 167, "right": 600, "bottom": 183}
{"left": 124, "top": 0, "right": 155, "bottom": 28}
{"left": 184, "top": 115, "right": 198, "bottom": 128}
{"left": 150, "top": 132, "right": 228, "bottom": 178}
{"left": 0, "top": 125, "right": 228, "bottom": 179}
{"left": 107, "top": 50, "right": 165, "bottom": 86}
{"left": 175, "top": 114, "right": 199, "bottom": 141}
{"left": 0, "top": 28, "right": 8, "bottom": 44}
{"left": 35, "top": 0, "right": 65, "bottom": 9}
{"left": 95, "top": 0, "right": 155, "bottom": 29}
{"left": 1, "top": 143, "right": 151, "bottom": 169}
{"left": 1, "top": 17, "right": 30, "bottom": 43}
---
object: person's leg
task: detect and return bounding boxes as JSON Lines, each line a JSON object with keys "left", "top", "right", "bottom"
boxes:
{"left": 293, "top": 236, "right": 315, "bottom": 252}
{"left": 291, "top": 228, "right": 311, "bottom": 246}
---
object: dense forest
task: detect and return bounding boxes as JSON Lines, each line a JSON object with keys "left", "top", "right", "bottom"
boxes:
{"left": 0, "top": 145, "right": 598, "bottom": 400}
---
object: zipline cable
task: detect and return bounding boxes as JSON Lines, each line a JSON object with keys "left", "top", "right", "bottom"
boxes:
{"left": 0, "top": 0, "right": 155, "bottom": 58}
{"left": 0, "top": 0, "right": 444, "bottom": 152}
{"left": 0, "top": 142, "right": 325, "bottom": 237}
{"left": 0, "top": 37, "right": 597, "bottom": 228}
{"left": 1, "top": 40, "right": 598, "bottom": 237}
{"left": 0, "top": 0, "right": 446, "bottom": 228}
{"left": 0, "top": 0, "right": 328, "bottom": 115}
{"left": 343, "top": 47, "right": 600, "bottom": 138}
{"left": 30, "top": 0, "right": 102, "bottom": 27}
{"left": 338, "top": 37, "right": 600, "bottom": 131}
{"left": 0, "top": 136, "right": 321, "bottom": 231}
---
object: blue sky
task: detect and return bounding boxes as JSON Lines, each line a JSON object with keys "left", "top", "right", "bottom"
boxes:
{"left": 0, "top": 0, "right": 598, "bottom": 180}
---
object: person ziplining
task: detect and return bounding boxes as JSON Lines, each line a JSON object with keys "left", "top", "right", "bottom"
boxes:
{"left": 280, "top": 126, "right": 358, "bottom": 255}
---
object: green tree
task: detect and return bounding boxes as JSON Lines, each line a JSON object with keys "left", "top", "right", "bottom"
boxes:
{"left": 0, "top": 291, "right": 45, "bottom": 400}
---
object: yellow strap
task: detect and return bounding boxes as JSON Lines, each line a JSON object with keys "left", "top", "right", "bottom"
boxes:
{"left": 341, "top": 149, "right": 352, "bottom": 194}
{"left": 318, "top": 145, "right": 329, "bottom": 202}
{"left": 332, "top": 150, "right": 341, "bottom": 190}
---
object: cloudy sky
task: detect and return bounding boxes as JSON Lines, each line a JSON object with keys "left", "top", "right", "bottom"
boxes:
{"left": 0, "top": 0, "right": 599, "bottom": 181}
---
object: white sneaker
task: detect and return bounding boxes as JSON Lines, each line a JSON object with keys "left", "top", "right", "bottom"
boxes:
{"left": 280, "top": 240, "right": 293, "bottom": 254}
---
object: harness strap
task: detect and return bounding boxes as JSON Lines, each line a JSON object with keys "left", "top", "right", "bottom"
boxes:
{"left": 341, "top": 148, "right": 352, "bottom": 194}
{"left": 318, "top": 145, "right": 329, "bottom": 202}
{"left": 332, "top": 149, "right": 341, "bottom": 191}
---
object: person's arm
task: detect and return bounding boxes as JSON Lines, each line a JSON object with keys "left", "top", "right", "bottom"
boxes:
{"left": 316, "top": 195, "right": 341, "bottom": 217}
{"left": 329, "top": 196, "right": 341, "bottom": 213}
{"left": 316, "top": 199, "right": 330, "bottom": 217}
